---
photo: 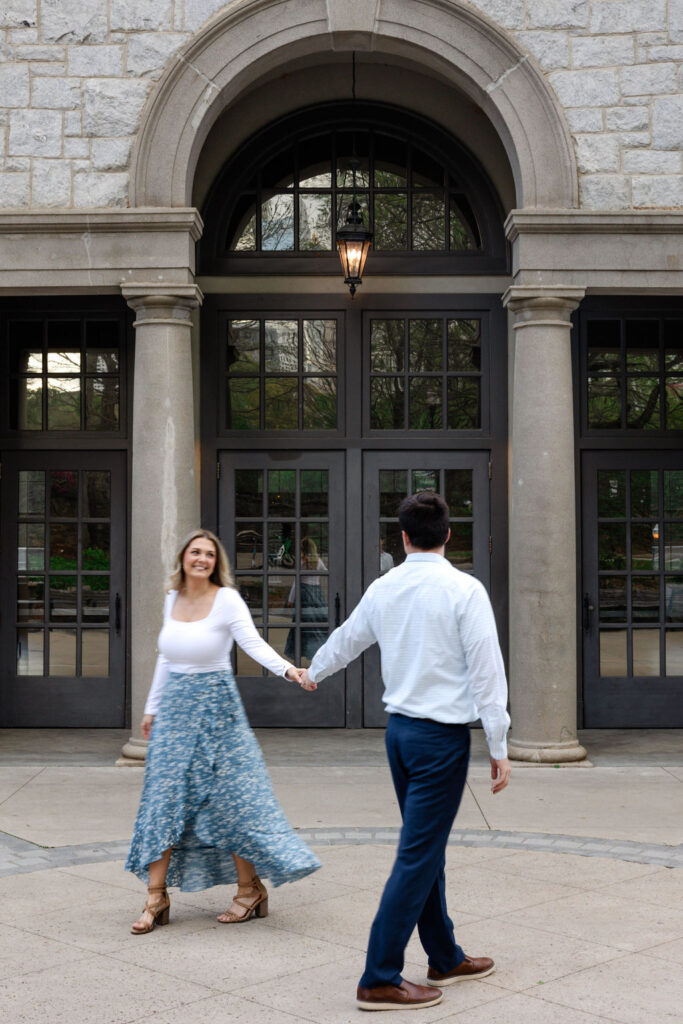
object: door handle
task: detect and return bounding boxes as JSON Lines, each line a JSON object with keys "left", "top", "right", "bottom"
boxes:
{"left": 583, "top": 593, "right": 594, "bottom": 631}
{"left": 115, "top": 593, "right": 121, "bottom": 634}
{"left": 334, "top": 592, "right": 341, "bottom": 628}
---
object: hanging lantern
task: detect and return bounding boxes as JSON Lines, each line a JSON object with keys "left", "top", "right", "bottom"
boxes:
{"left": 336, "top": 155, "right": 373, "bottom": 298}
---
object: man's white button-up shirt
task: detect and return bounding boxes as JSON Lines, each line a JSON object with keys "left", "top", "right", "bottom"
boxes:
{"left": 308, "top": 552, "right": 511, "bottom": 759}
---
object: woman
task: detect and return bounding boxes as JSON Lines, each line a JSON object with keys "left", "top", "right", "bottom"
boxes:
{"left": 125, "top": 528, "right": 320, "bottom": 934}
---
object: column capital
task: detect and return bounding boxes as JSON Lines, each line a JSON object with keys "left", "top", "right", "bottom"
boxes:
{"left": 122, "top": 283, "right": 203, "bottom": 327}
{"left": 503, "top": 285, "right": 586, "bottom": 327}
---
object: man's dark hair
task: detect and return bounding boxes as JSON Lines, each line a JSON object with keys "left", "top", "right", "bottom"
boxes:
{"left": 397, "top": 491, "right": 450, "bottom": 550}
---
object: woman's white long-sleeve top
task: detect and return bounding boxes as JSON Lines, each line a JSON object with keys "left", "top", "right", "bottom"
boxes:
{"left": 144, "top": 588, "right": 293, "bottom": 715}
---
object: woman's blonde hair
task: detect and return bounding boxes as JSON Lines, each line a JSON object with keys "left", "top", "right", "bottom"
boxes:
{"left": 301, "top": 535, "right": 320, "bottom": 570}
{"left": 169, "top": 528, "right": 234, "bottom": 591}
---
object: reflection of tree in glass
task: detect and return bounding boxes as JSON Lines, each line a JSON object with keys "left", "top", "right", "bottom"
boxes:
{"left": 626, "top": 377, "right": 660, "bottom": 429}
{"left": 303, "top": 320, "right": 336, "bottom": 374}
{"left": 299, "top": 195, "right": 331, "bottom": 250}
{"left": 409, "top": 320, "right": 441, "bottom": 372}
{"left": 261, "top": 194, "right": 294, "bottom": 251}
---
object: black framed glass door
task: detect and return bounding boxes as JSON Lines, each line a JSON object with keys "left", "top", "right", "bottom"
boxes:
{"left": 362, "top": 450, "right": 492, "bottom": 726}
{"left": 582, "top": 451, "right": 683, "bottom": 727}
{"left": 219, "top": 450, "right": 345, "bottom": 726}
{"left": 0, "top": 451, "right": 126, "bottom": 726}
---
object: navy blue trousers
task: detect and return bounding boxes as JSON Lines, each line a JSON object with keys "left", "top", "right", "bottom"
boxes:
{"left": 359, "top": 713, "right": 470, "bottom": 989}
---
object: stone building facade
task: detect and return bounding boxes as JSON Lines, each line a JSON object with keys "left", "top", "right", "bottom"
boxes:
{"left": 0, "top": 0, "right": 682, "bottom": 760}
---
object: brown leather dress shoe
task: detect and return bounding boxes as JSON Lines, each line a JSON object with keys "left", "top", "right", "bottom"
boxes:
{"left": 357, "top": 980, "right": 444, "bottom": 1010}
{"left": 426, "top": 954, "right": 495, "bottom": 987}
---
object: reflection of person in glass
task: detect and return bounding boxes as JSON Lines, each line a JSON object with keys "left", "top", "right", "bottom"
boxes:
{"left": 126, "top": 528, "right": 320, "bottom": 934}
{"left": 285, "top": 536, "right": 328, "bottom": 661}
{"left": 380, "top": 535, "right": 395, "bottom": 575}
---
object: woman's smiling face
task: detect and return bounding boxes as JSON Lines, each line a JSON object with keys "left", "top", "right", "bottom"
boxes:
{"left": 182, "top": 537, "right": 217, "bottom": 580}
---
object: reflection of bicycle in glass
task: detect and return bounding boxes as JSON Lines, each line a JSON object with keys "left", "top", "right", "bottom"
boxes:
{"left": 270, "top": 537, "right": 295, "bottom": 568}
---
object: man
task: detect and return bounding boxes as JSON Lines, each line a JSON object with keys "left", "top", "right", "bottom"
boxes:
{"left": 301, "top": 492, "right": 511, "bottom": 1011}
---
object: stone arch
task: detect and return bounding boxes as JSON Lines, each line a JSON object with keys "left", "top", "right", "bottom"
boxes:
{"left": 130, "top": 0, "right": 578, "bottom": 210}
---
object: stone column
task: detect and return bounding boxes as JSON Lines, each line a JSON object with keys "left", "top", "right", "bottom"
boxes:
{"left": 118, "top": 284, "right": 203, "bottom": 764}
{"left": 503, "top": 286, "right": 587, "bottom": 762}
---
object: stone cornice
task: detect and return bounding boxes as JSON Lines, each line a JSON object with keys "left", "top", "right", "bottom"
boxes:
{"left": 505, "top": 209, "right": 683, "bottom": 242}
{"left": 0, "top": 208, "right": 204, "bottom": 242}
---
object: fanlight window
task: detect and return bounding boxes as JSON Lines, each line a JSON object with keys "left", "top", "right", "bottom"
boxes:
{"left": 226, "top": 130, "right": 481, "bottom": 255}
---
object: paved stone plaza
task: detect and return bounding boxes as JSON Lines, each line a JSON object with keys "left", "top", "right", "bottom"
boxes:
{"left": 0, "top": 730, "right": 682, "bottom": 1023}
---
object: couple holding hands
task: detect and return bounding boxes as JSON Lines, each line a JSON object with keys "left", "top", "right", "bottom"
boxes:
{"left": 126, "top": 491, "right": 511, "bottom": 1012}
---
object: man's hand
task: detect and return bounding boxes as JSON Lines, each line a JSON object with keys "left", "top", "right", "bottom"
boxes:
{"left": 300, "top": 668, "right": 317, "bottom": 691}
{"left": 490, "top": 756, "right": 511, "bottom": 794}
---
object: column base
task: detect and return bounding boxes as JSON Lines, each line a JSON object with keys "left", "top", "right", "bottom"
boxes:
{"left": 508, "top": 737, "right": 588, "bottom": 763}
{"left": 116, "top": 735, "right": 148, "bottom": 767}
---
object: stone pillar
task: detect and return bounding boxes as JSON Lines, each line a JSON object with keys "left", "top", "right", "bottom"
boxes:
{"left": 118, "top": 284, "right": 203, "bottom": 764}
{"left": 503, "top": 286, "right": 588, "bottom": 763}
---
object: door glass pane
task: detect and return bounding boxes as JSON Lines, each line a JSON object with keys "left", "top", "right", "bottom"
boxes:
{"left": 598, "top": 470, "right": 625, "bottom": 517}
{"left": 49, "top": 524, "right": 78, "bottom": 569}
{"left": 632, "top": 576, "right": 659, "bottom": 622}
{"left": 50, "top": 470, "right": 78, "bottom": 517}
{"left": 447, "top": 524, "right": 473, "bottom": 570}
{"left": 267, "top": 627, "right": 289, "bottom": 659}
{"left": 444, "top": 469, "right": 473, "bottom": 516}
{"left": 299, "top": 194, "right": 331, "bottom": 250}
{"left": 665, "top": 577, "right": 683, "bottom": 622}
{"left": 227, "top": 378, "right": 260, "bottom": 429}
{"left": 600, "top": 630, "right": 626, "bottom": 675}
{"left": 265, "top": 321, "right": 298, "bottom": 372}
{"left": 82, "top": 472, "right": 110, "bottom": 518}
{"left": 447, "top": 320, "right": 481, "bottom": 371}
{"left": 82, "top": 630, "right": 109, "bottom": 676}
{"left": 625, "top": 320, "right": 659, "bottom": 369}
{"left": 631, "top": 470, "right": 658, "bottom": 518}
{"left": 228, "top": 320, "right": 260, "bottom": 373}
{"left": 380, "top": 522, "right": 405, "bottom": 571}
{"left": 599, "top": 576, "right": 627, "bottom": 623}
{"left": 264, "top": 377, "right": 298, "bottom": 429}
{"left": 301, "top": 523, "right": 328, "bottom": 566}
{"left": 268, "top": 575, "right": 295, "bottom": 620}
{"left": 17, "top": 630, "right": 43, "bottom": 675}
{"left": 588, "top": 377, "right": 621, "bottom": 429}
{"left": 447, "top": 378, "right": 480, "bottom": 429}
{"left": 236, "top": 576, "right": 263, "bottom": 621}
{"left": 665, "top": 378, "right": 683, "bottom": 428}
{"left": 235, "top": 523, "right": 263, "bottom": 569}
{"left": 268, "top": 471, "right": 296, "bottom": 517}
{"left": 18, "top": 523, "right": 45, "bottom": 570}
{"left": 598, "top": 524, "right": 626, "bottom": 570}
{"left": 235, "top": 470, "right": 263, "bottom": 517}
{"left": 299, "top": 627, "right": 329, "bottom": 667}
{"left": 82, "top": 524, "right": 110, "bottom": 570}
{"left": 85, "top": 378, "right": 119, "bottom": 430}
{"left": 626, "top": 377, "right": 660, "bottom": 429}
{"left": 664, "top": 471, "right": 683, "bottom": 517}
{"left": 47, "top": 378, "right": 81, "bottom": 430}
{"left": 374, "top": 194, "right": 407, "bottom": 250}
{"left": 412, "top": 193, "right": 445, "bottom": 249}
{"left": 18, "top": 470, "right": 45, "bottom": 516}
{"left": 303, "top": 320, "right": 336, "bottom": 373}
{"left": 261, "top": 194, "right": 294, "bottom": 250}
{"left": 409, "top": 377, "right": 442, "bottom": 429}
{"left": 47, "top": 350, "right": 81, "bottom": 373}
{"left": 85, "top": 349, "right": 119, "bottom": 374}
{"left": 303, "top": 378, "right": 336, "bottom": 429}
{"left": 300, "top": 576, "right": 328, "bottom": 617}
{"left": 16, "top": 378, "right": 43, "bottom": 429}
{"left": 631, "top": 523, "right": 657, "bottom": 569}
{"left": 664, "top": 523, "right": 683, "bottom": 570}
{"left": 370, "top": 378, "right": 404, "bottom": 429}
{"left": 50, "top": 575, "right": 77, "bottom": 623}
{"left": 380, "top": 470, "right": 407, "bottom": 517}
{"left": 18, "top": 577, "right": 44, "bottom": 623}
{"left": 665, "top": 631, "right": 683, "bottom": 674}
{"left": 301, "top": 471, "right": 328, "bottom": 517}
{"left": 267, "top": 522, "right": 295, "bottom": 567}
{"left": 236, "top": 628, "right": 264, "bottom": 675}
{"left": 633, "top": 629, "right": 660, "bottom": 675}
{"left": 49, "top": 629, "right": 76, "bottom": 675}
{"left": 588, "top": 347, "right": 620, "bottom": 372}
{"left": 371, "top": 320, "right": 404, "bottom": 372}
{"left": 82, "top": 577, "right": 110, "bottom": 622}
{"left": 409, "top": 320, "right": 442, "bottom": 372}
{"left": 412, "top": 470, "right": 438, "bottom": 492}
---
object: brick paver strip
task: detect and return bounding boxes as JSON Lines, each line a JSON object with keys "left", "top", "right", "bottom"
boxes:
{"left": 1, "top": 827, "right": 681, "bottom": 876}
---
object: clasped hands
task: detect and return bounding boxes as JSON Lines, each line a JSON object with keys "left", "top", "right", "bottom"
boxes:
{"left": 285, "top": 667, "right": 317, "bottom": 691}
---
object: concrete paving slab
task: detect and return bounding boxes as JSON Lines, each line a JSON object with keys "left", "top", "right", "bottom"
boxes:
{"left": 597, "top": 865, "right": 683, "bottom": 907}
{"left": 434, "top": 991, "right": 622, "bottom": 1023}
{"left": 174, "top": 869, "right": 354, "bottom": 916}
{"left": 466, "top": 766, "right": 683, "bottom": 844}
{"left": 503, "top": 890, "right": 683, "bottom": 953}
{"left": 0, "top": 869, "right": 111, "bottom": 918}
{"left": 0, "top": 768, "right": 44, "bottom": 805}
{"left": 0, "top": 923, "right": 90, "bottom": 984}
{"left": 125, "top": 993, "right": 316, "bottom": 1024}
{"left": 471, "top": 849, "right": 664, "bottom": 890}
{"left": 0, "top": 951, "right": 215, "bottom": 1024}
{"left": 535, "top": 951, "right": 683, "bottom": 1024}
{"left": 664, "top": 766, "right": 683, "bottom": 781}
{"left": 641, "top": 936, "right": 683, "bottom": 965}
{"left": 57, "top": 860, "right": 143, "bottom": 892}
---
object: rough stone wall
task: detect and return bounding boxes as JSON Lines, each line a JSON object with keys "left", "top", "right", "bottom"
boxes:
{"left": 0, "top": 0, "right": 681, "bottom": 210}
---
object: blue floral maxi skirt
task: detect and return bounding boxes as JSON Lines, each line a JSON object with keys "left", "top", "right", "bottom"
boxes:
{"left": 125, "top": 670, "right": 321, "bottom": 891}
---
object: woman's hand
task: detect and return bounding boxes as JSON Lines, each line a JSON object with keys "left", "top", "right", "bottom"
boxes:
{"left": 285, "top": 666, "right": 317, "bottom": 691}
{"left": 141, "top": 714, "right": 155, "bottom": 740}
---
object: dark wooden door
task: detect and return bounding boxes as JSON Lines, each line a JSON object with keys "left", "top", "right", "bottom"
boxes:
{"left": 582, "top": 451, "right": 683, "bottom": 726}
{"left": 362, "top": 450, "right": 492, "bottom": 726}
{"left": 219, "top": 450, "right": 345, "bottom": 726}
{"left": 0, "top": 451, "right": 127, "bottom": 726}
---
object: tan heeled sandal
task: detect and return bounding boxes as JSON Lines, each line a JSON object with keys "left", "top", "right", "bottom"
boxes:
{"left": 130, "top": 884, "right": 170, "bottom": 935}
{"left": 217, "top": 875, "right": 268, "bottom": 923}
